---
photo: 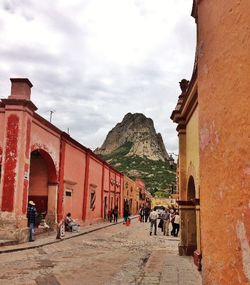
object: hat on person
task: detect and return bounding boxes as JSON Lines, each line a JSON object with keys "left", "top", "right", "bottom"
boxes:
{"left": 29, "top": 200, "right": 35, "bottom": 206}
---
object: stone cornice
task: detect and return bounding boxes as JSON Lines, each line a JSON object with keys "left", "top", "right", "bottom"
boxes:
{"left": 1, "top": 98, "right": 37, "bottom": 112}
{"left": 177, "top": 200, "right": 194, "bottom": 206}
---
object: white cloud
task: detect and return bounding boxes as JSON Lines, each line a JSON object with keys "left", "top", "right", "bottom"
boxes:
{"left": 0, "top": 0, "right": 196, "bottom": 155}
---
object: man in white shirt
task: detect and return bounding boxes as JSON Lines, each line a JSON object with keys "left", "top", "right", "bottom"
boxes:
{"left": 149, "top": 208, "right": 158, "bottom": 236}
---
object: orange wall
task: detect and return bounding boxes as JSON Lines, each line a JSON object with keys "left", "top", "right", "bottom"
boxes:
{"left": 198, "top": 1, "right": 250, "bottom": 284}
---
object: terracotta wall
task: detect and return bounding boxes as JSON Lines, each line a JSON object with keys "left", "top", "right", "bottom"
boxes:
{"left": 86, "top": 157, "right": 103, "bottom": 222}
{"left": 63, "top": 142, "right": 86, "bottom": 222}
{"left": 0, "top": 78, "right": 124, "bottom": 241}
{"left": 198, "top": 1, "right": 250, "bottom": 283}
{"left": 29, "top": 155, "right": 48, "bottom": 196}
{"left": 0, "top": 111, "right": 6, "bottom": 208}
{"left": 31, "top": 120, "right": 60, "bottom": 172}
{"left": 0, "top": 112, "right": 4, "bottom": 145}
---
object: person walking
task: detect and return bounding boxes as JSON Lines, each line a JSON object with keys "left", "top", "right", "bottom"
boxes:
{"left": 27, "top": 201, "right": 37, "bottom": 242}
{"left": 123, "top": 206, "right": 130, "bottom": 224}
{"left": 139, "top": 206, "right": 145, "bottom": 222}
{"left": 108, "top": 209, "right": 113, "bottom": 223}
{"left": 170, "top": 209, "right": 176, "bottom": 236}
{"left": 113, "top": 206, "right": 118, "bottom": 223}
{"left": 173, "top": 211, "right": 180, "bottom": 237}
{"left": 149, "top": 207, "right": 158, "bottom": 236}
{"left": 144, "top": 206, "right": 151, "bottom": 222}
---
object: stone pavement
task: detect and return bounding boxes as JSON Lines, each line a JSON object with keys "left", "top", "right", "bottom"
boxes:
{"left": 0, "top": 219, "right": 202, "bottom": 285}
{"left": 136, "top": 250, "right": 201, "bottom": 285}
{"left": 0, "top": 217, "right": 130, "bottom": 254}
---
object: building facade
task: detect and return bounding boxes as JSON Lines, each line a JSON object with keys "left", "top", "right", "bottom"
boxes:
{"left": 0, "top": 78, "right": 124, "bottom": 242}
{"left": 123, "top": 176, "right": 139, "bottom": 215}
{"left": 171, "top": 75, "right": 201, "bottom": 265}
{"left": 172, "top": 1, "right": 250, "bottom": 284}
{"left": 136, "top": 178, "right": 152, "bottom": 208}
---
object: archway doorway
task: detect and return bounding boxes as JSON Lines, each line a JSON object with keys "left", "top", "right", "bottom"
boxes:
{"left": 29, "top": 149, "right": 57, "bottom": 225}
{"left": 187, "top": 176, "right": 197, "bottom": 253}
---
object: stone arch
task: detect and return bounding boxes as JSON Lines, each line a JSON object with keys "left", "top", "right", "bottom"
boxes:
{"left": 28, "top": 149, "right": 58, "bottom": 225}
{"left": 187, "top": 175, "right": 196, "bottom": 200}
{"left": 186, "top": 161, "right": 198, "bottom": 199}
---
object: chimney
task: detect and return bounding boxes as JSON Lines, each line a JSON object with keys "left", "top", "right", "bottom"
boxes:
{"left": 9, "top": 78, "right": 33, "bottom": 100}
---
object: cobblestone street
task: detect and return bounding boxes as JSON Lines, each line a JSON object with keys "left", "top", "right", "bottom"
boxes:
{"left": 0, "top": 221, "right": 201, "bottom": 285}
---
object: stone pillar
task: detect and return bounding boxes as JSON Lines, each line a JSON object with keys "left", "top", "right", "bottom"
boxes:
{"left": 177, "top": 128, "right": 188, "bottom": 255}
{"left": 178, "top": 200, "right": 197, "bottom": 256}
{"left": 0, "top": 78, "right": 37, "bottom": 241}
{"left": 194, "top": 201, "right": 202, "bottom": 270}
{"left": 178, "top": 129, "right": 186, "bottom": 200}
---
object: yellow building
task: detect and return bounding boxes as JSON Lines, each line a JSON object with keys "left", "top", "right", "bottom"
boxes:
{"left": 171, "top": 74, "right": 201, "bottom": 268}
{"left": 123, "top": 176, "right": 139, "bottom": 215}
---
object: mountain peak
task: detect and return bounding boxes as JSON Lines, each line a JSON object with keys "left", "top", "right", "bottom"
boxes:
{"left": 95, "top": 113, "right": 169, "bottom": 161}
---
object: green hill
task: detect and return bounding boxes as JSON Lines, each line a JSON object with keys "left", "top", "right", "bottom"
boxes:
{"left": 100, "top": 142, "right": 176, "bottom": 197}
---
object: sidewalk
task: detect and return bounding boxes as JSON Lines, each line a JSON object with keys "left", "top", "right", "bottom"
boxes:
{"left": 0, "top": 217, "right": 135, "bottom": 254}
{"left": 136, "top": 250, "right": 202, "bottom": 285}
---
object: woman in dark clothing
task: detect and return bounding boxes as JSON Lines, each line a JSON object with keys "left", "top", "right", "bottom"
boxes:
{"left": 27, "top": 201, "right": 37, "bottom": 242}
{"left": 113, "top": 206, "right": 118, "bottom": 223}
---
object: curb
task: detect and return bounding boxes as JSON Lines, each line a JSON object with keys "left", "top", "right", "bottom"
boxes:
{"left": 0, "top": 216, "right": 138, "bottom": 254}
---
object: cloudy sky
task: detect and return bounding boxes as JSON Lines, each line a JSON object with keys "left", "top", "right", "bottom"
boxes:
{"left": 0, "top": 0, "right": 196, "bottom": 154}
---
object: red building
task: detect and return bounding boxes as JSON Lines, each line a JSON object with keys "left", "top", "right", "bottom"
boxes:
{"left": 0, "top": 78, "right": 124, "bottom": 242}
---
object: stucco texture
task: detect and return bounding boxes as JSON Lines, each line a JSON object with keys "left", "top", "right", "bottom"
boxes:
{"left": 198, "top": 0, "right": 250, "bottom": 284}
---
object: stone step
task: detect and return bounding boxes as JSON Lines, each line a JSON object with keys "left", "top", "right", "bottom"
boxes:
{"left": 0, "top": 239, "right": 18, "bottom": 247}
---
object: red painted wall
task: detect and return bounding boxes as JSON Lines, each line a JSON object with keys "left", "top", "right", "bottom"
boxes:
{"left": 63, "top": 142, "right": 86, "bottom": 222}
{"left": 1, "top": 114, "right": 19, "bottom": 211}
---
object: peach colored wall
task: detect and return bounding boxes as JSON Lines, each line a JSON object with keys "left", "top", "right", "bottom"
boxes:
{"left": 198, "top": 1, "right": 250, "bottom": 284}
{"left": 63, "top": 143, "right": 86, "bottom": 222}
{"left": 31, "top": 120, "right": 60, "bottom": 173}
{"left": 103, "top": 167, "right": 110, "bottom": 192}
{"left": 86, "top": 157, "right": 103, "bottom": 222}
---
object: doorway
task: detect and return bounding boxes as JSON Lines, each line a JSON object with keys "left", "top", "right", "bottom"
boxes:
{"left": 29, "top": 149, "right": 57, "bottom": 225}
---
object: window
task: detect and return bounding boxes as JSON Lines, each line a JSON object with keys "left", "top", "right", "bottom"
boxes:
{"left": 65, "top": 191, "right": 72, "bottom": 197}
{"left": 89, "top": 184, "right": 97, "bottom": 211}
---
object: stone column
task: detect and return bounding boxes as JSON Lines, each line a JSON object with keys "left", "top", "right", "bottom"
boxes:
{"left": 177, "top": 128, "right": 188, "bottom": 254}
{"left": 178, "top": 200, "right": 197, "bottom": 256}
